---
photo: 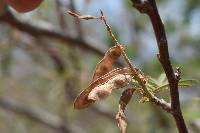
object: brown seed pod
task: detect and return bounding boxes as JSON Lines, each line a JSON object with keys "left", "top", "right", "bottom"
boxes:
{"left": 74, "top": 67, "right": 132, "bottom": 109}
{"left": 92, "top": 44, "right": 124, "bottom": 81}
{"left": 88, "top": 74, "right": 132, "bottom": 101}
{"left": 116, "top": 88, "right": 136, "bottom": 133}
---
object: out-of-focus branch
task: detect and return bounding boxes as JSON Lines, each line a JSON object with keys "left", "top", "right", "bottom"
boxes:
{"left": 16, "top": 32, "right": 66, "bottom": 73}
{"left": 55, "top": 0, "right": 68, "bottom": 32}
{"left": 131, "top": 0, "right": 188, "bottom": 132}
{"left": 0, "top": 97, "right": 73, "bottom": 133}
{"left": 34, "top": 37, "right": 66, "bottom": 73}
{"left": 0, "top": 9, "right": 104, "bottom": 56}
{"left": 69, "top": 0, "right": 83, "bottom": 39}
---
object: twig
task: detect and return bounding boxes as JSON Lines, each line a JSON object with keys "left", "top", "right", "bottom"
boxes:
{"left": 67, "top": 11, "right": 100, "bottom": 20}
{"left": 131, "top": 0, "right": 188, "bottom": 132}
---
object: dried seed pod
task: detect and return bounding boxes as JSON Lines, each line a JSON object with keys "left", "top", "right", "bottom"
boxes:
{"left": 116, "top": 88, "right": 136, "bottom": 133}
{"left": 88, "top": 74, "right": 132, "bottom": 101}
{"left": 74, "top": 67, "right": 132, "bottom": 109}
{"left": 92, "top": 44, "right": 124, "bottom": 81}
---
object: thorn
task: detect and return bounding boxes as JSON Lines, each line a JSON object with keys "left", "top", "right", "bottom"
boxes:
{"left": 100, "top": 9, "right": 104, "bottom": 16}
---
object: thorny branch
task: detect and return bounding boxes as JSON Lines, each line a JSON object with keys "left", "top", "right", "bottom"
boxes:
{"left": 131, "top": 0, "right": 188, "bottom": 132}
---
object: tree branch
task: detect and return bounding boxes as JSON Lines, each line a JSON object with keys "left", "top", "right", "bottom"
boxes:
{"left": 131, "top": 0, "right": 188, "bottom": 132}
{"left": 33, "top": 37, "right": 66, "bottom": 73}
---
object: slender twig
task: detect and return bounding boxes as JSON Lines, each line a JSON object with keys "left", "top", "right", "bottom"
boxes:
{"left": 131, "top": 0, "right": 188, "bottom": 132}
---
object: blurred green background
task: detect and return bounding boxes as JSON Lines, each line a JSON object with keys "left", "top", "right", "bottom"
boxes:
{"left": 0, "top": 0, "right": 200, "bottom": 133}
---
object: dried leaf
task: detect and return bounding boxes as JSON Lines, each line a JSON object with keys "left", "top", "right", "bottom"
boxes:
{"left": 116, "top": 88, "right": 135, "bottom": 133}
{"left": 92, "top": 45, "right": 124, "bottom": 81}
{"left": 74, "top": 67, "right": 132, "bottom": 109}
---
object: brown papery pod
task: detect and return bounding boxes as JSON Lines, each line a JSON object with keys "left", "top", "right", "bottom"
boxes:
{"left": 92, "top": 44, "right": 124, "bottom": 81}
{"left": 74, "top": 67, "right": 132, "bottom": 109}
{"left": 116, "top": 88, "right": 136, "bottom": 133}
{"left": 88, "top": 74, "right": 132, "bottom": 101}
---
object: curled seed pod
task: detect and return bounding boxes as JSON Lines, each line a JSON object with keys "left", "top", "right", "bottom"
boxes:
{"left": 116, "top": 88, "right": 136, "bottom": 133}
{"left": 74, "top": 67, "right": 132, "bottom": 109}
{"left": 88, "top": 74, "right": 132, "bottom": 101}
{"left": 92, "top": 44, "right": 124, "bottom": 81}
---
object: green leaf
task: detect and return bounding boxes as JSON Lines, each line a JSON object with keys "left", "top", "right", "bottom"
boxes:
{"left": 146, "top": 73, "right": 199, "bottom": 93}
{"left": 147, "top": 77, "right": 159, "bottom": 88}
{"left": 178, "top": 79, "right": 199, "bottom": 88}
{"left": 157, "top": 73, "right": 167, "bottom": 85}
{"left": 153, "top": 79, "right": 199, "bottom": 93}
